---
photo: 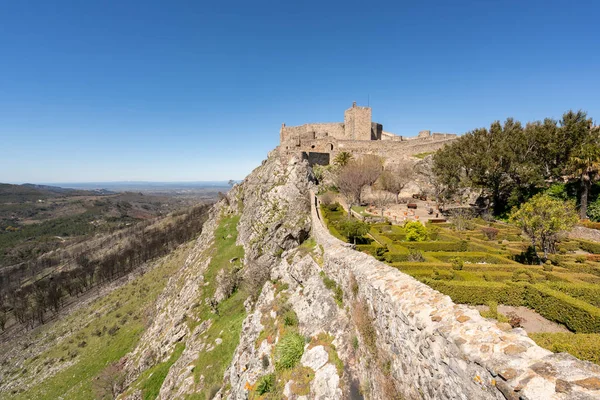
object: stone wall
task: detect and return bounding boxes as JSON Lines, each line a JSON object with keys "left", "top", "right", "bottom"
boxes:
{"left": 310, "top": 193, "right": 600, "bottom": 400}
{"left": 280, "top": 122, "right": 346, "bottom": 142}
{"left": 344, "top": 104, "right": 372, "bottom": 140}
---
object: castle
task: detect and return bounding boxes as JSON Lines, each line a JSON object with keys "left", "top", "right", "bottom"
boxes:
{"left": 279, "top": 102, "right": 458, "bottom": 164}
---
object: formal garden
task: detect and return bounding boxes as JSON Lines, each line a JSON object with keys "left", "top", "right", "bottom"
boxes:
{"left": 319, "top": 200, "right": 600, "bottom": 364}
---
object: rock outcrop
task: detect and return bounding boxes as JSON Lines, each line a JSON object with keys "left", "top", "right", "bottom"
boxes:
{"left": 118, "top": 148, "right": 600, "bottom": 400}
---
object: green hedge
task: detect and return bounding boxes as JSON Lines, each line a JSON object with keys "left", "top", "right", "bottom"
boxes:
{"left": 355, "top": 244, "right": 383, "bottom": 256}
{"left": 432, "top": 253, "right": 509, "bottom": 265}
{"left": 546, "top": 282, "right": 600, "bottom": 308}
{"left": 403, "top": 241, "right": 467, "bottom": 252}
{"left": 385, "top": 233, "right": 407, "bottom": 242}
{"left": 368, "top": 228, "right": 394, "bottom": 246}
{"left": 578, "top": 240, "right": 600, "bottom": 254}
{"left": 422, "top": 280, "right": 525, "bottom": 306}
{"left": 524, "top": 284, "right": 600, "bottom": 333}
{"left": 530, "top": 333, "right": 600, "bottom": 365}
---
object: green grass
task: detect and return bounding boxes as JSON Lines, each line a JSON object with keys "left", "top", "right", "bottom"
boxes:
{"left": 413, "top": 151, "right": 435, "bottom": 159}
{"left": 139, "top": 343, "right": 186, "bottom": 400}
{"left": 351, "top": 205, "right": 370, "bottom": 217}
{"left": 9, "top": 242, "right": 191, "bottom": 400}
{"left": 189, "top": 214, "right": 247, "bottom": 399}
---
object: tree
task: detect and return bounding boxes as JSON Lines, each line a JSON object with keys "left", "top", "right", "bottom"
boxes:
{"left": 372, "top": 191, "right": 396, "bottom": 217}
{"left": 404, "top": 221, "right": 428, "bottom": 241}
{"left": 336, "top": 156, "right": 382, "bottom": 213}
{"left": 379, "top": 162, "right": 414, "bottom": 202}
{"left": 333, "top": 151, "right": 353, "bottom": 167}
{"left": 509, "top": 194, "right": 578, "bottom": 262}
{"left": 567, "top": 125, "right": 600, "bottom": 219}
{"left": 338, "top": 219, "right": 370, "bottom": 244}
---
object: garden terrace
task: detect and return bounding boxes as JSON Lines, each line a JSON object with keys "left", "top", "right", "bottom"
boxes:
{"left": 319, "top": 200, "right": 600, "bottom": 365}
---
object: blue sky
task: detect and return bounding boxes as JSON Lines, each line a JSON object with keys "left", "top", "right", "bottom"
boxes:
{"left": 1, "top": 0, "right": 599, "bottom": 183}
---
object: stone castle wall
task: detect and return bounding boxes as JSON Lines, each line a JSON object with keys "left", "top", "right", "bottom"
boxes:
{"left": 311, "top": 193, "right": 600, "bottom": 400}
{"left": 344, "top": 104, "right": 372, "bottom": 140}
{"left": 279, "top": 103, "right": 458, "bottom": 163}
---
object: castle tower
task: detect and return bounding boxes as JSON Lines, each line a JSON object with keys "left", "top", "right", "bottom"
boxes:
{"left": 344, "top": 102, "right": 372, "bottom": 140}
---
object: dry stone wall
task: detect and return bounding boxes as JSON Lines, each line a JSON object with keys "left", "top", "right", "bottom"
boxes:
{"left": 311, "top": 193, "right": 600, "bottom": 400}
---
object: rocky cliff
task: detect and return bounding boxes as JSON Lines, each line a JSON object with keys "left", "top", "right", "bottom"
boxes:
{"left": 118, "top": 149, "right": 600, "bottom": 400}
{"left": 118, "top": 151, "right": 356, "bottom": 399}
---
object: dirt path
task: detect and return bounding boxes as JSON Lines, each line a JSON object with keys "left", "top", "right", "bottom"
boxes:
{"left": 473, "top": 305, "right": 570, "bottom": 333}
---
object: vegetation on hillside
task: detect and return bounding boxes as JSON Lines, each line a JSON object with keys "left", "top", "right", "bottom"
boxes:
{"left": 0, "top": 203, "right": 210, "bottom": 333}
{"left": 0, "top": 242, "right": 191, "bottom": 399}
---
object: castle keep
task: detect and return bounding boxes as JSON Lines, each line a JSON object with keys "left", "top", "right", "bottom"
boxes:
{"left": 279, "top": 102, "right": 457, "bottom": 164}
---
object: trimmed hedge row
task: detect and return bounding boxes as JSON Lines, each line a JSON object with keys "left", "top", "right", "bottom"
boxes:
{"left": 525, "top": 284, "right": 600, "bottom": 333}
{"left": 530, "top": 332, "right": 600, "bottom": 365}
{"left": 578, "top": 240, "right": 600, "bottom": 254}
{"left": 403, "top": 241, "right": 468, "bottom": 252}
{"left": 423, "top": 279, "right": 600, "bottom": 333}
{"left": 432, "top": 253, "right": 509, "bottom": 265}
{"left": 422, "top": 280, "right": 525, "bottom": 306}
{"left": 546, "top": 282, "right": 600, "bottom": 308}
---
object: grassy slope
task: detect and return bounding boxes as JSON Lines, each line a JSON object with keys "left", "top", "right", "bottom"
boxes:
{"left": 7, "top": 242, "right": 191, "bottom": 400}
{"left": 186, "top": 214, "right": 246, "bottom": 399}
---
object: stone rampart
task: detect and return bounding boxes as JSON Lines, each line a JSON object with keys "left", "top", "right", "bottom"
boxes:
{"left": 281, "top": 123, "right": 346, "bottom": 142}
{"left": 310, "top": 193, "right": 600, "bottom": 400}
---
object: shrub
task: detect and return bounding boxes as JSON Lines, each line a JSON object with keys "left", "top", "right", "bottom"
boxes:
{"left": 481, "top": 227, "right": 500, "bottom": 240}
{"left": 450, "top": 257, "right": 463, "bottom": 271}
{"left": 543, "top": 261, "right": 554, "bottom": 272}
{"left": 587, "top": 198, "right": 600, "bottom": 222}
{"left": 404, "top": 221, "right": 428, "bottom": 242}
{"left": 512, "top": 269, "right": 535, "bottom": 283}
{"left": 320, "top": 272, "right": 344, "bottom": 307}
{"left": 352, "top": 335, "right": 359, "bottom": 350}
{"left": 407, "top": 249, "right": 425, "bottom": 262}
{"left": 283, "top": 310, "right": 299, "bottom": 327}
{"left": 576, "top": 256, "right": 586, "bottom": 264}
{"left": 256, "top": 373, "right": 275, "bottom": 395}
{"left": 275, "top": 332, "right": 305, "bottom": 370}
{"left": 338, "top": 219, "right": 370, "bottom": 244}
{"left": 375, "top": 246, "right": 388, "bottom": 261}
{"left": 326, "top": 202, "right": 341, "bottom": 212}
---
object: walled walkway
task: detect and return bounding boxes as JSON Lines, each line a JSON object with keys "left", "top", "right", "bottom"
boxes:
{"left": 311, "top": 192, "right": 600, "bottom": 400}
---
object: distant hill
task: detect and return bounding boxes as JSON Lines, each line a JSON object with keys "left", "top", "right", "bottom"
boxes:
{"left": 0, "top": 183, "right": 110, "bottom": 203}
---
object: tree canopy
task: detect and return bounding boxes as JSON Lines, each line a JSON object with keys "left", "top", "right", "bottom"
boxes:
{"left": 509, "top": 194, "right": 578, "bottom": 261}
{"left": 433, "top": 110, "right": 598, "bottom": 216}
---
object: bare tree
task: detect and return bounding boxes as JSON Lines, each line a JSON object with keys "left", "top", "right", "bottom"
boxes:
{"left": 372, "top": 191, "right": 396, "bottom": 217}
{"left": 337, "top": 156, "right": 382, "bottom": 214}
{"left": 93, "top": 361, "right": 126, "bottom": 399}
{"left": 379, "top": 162, "right": 415, "bottom": 203}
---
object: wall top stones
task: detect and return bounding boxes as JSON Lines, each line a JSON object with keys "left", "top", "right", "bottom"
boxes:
{"left": 310, "top": 191, "right": 600, "bottom": 400}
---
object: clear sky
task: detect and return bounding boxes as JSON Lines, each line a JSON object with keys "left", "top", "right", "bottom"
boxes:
{"left": 1, "top": 0, "right": 599, "bottom": 183}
